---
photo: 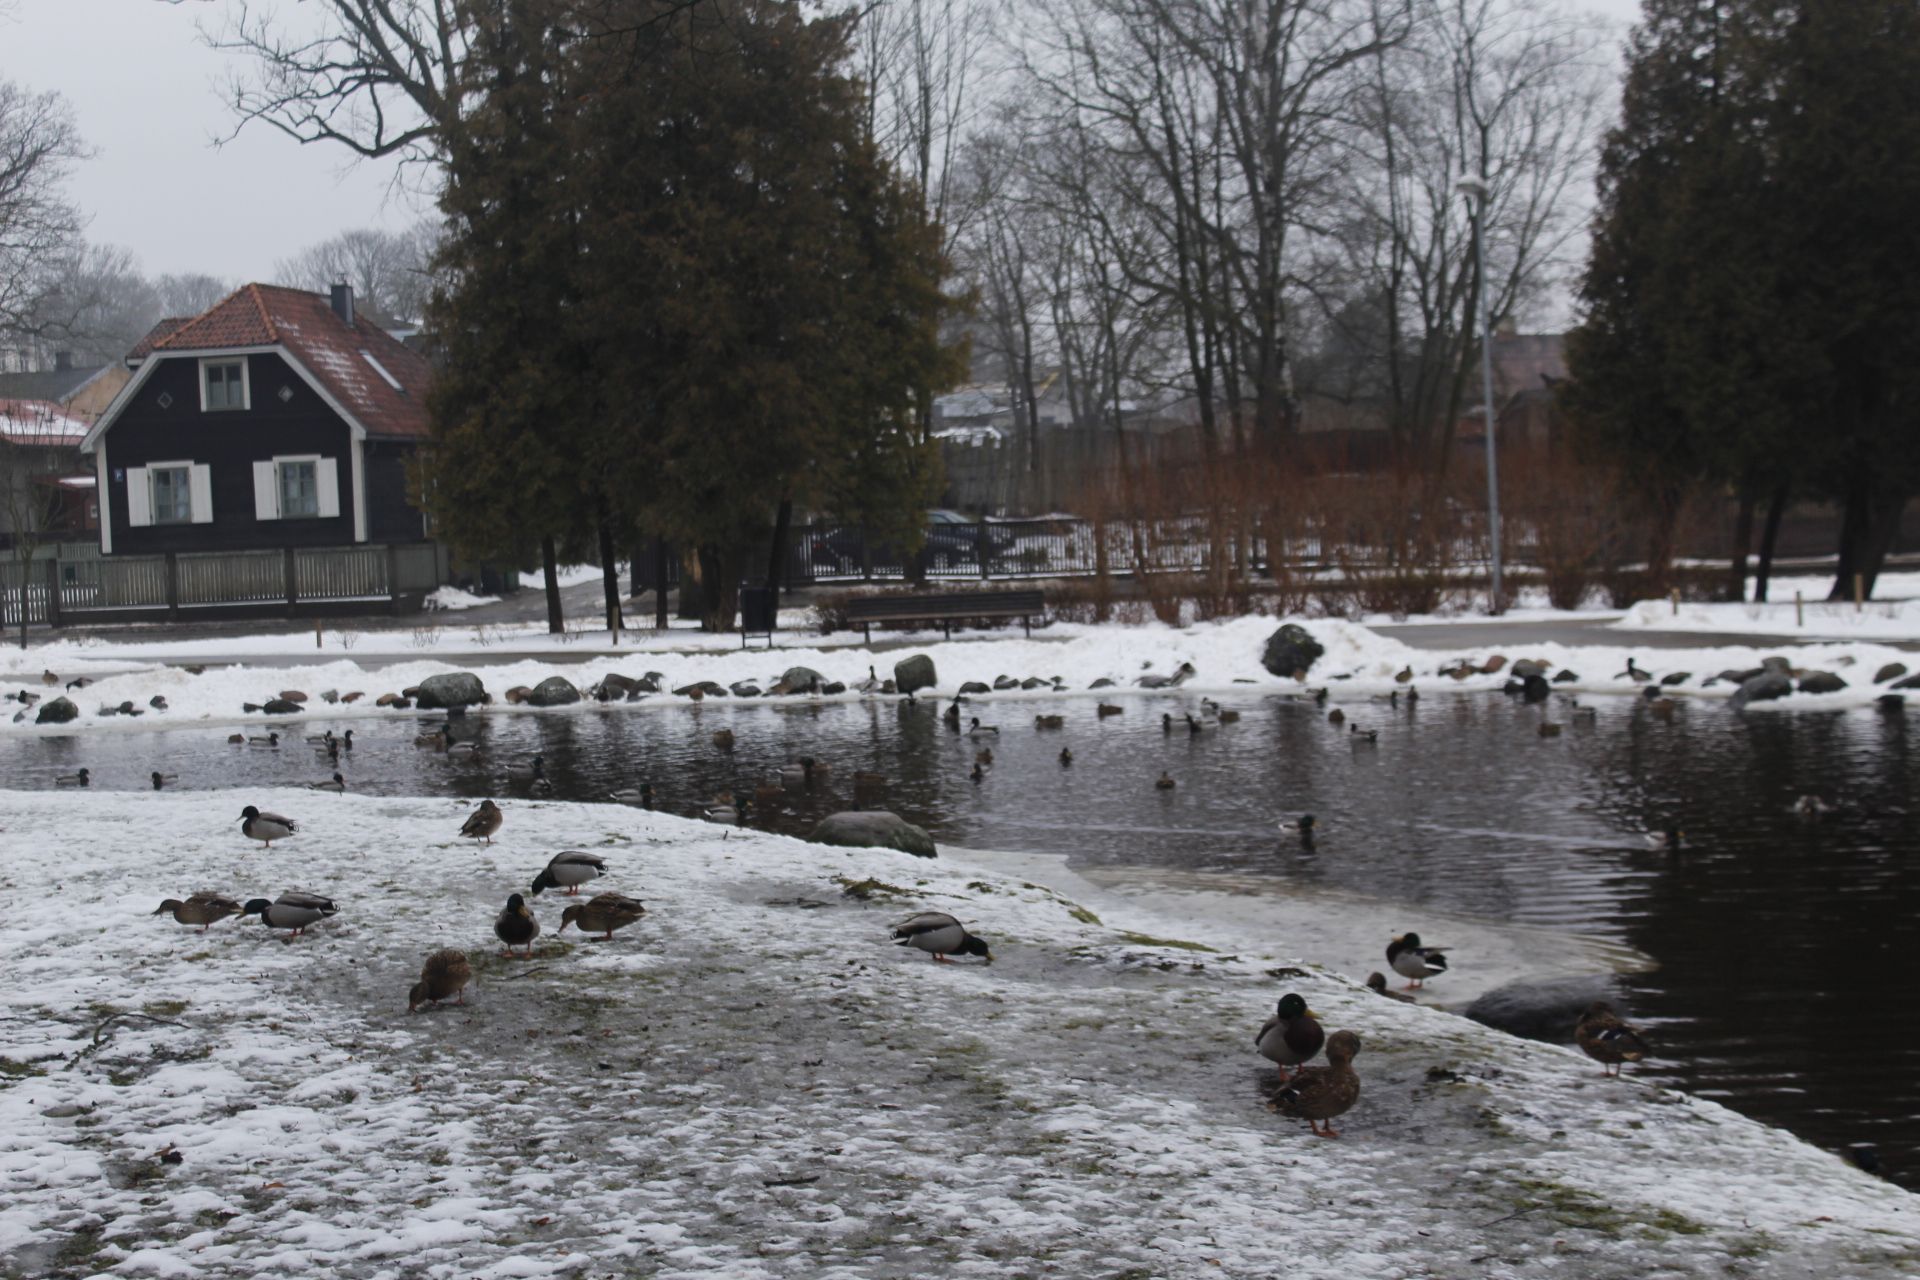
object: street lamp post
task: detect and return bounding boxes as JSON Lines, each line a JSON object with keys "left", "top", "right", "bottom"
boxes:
{"left": 1457, "top": 176, "right": 1503, "bottom": 614}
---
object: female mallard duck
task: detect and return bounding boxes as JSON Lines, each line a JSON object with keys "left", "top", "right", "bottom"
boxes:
{"left": 1271, "top": 1029, "right": 1361, "bottom": 1137}
{"left": 56, "top": 768, "right": 90, "bottom": 788}
{"left": 890, "top": 911, "right": 991, "bottom": 963}
{"left": 560, "top": 892, "right": 647, "bottom": 941}
{"left": 1034, "top": 714, "right": 1065, "bottom": 730}
{"left": 307, "top": 772, "right": 346, "bottom": 793}
{"left": 506, "top": 754, "right": 547, "bottom": 781}
{"left": 239, "top": 805, "right": 296, "bottom": 848}
{"left": 241, "top": 891, "right": 337, "bottom": 939}
{"left": 1327, "top": 707, "right": 1345, "bottom": 726}
{"left": 974, "top": 747, "right": 994, "bottom": 767}
{"left": 408, "top": 948, "right": 473, "bottom": 1012}
{"left": 1575, "top": 1001, "right": 1650, "bottom": 1076}
{"left": 712, "top": 728, "right": 735, "bottom": 751}
{"left": 943, "top": 700, "right": 962, "bottom": 730}
{"left": 459, "top": 799, "right": 503, "bottom": 845}
{"left": 1364, "top": 971, "right": 1417, "bottom": 1002}
{"left": 531, "top": 850, "right": 607, "bottom": 896}
{"left": 1097, "top": 703, "right": 1123, "bottom": 718}
{"left": 1386, "top": 932, "right": 1446, "bottom": 988}
{"left": 153, "top": 892, "right": 243, "bottom": 932}
{"left": 1617, "top": 657, "right": 1653, "bottom": 683}
{"left": 151, "top": 771, "right": 178, "bottom": 790}
{"left": 1255, "top": 993, "right": 1325, "bottom": 1081}
{"left": 493, "top": 892, "right": 539, "bottom": 956}
{"left": 1154, "top": 771, "right": 1176, "bottom": 791}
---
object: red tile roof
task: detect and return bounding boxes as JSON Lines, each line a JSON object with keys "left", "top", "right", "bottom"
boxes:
{"left": 0, "top": 398, "right": 89, "bottom": 447}
{"left": 148, "top": 283, "right": 433, "bottom": 440}
{"left": 128, "top": 316, "right": 192, "bottom": 360}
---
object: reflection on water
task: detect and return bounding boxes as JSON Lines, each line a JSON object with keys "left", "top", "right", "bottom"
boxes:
{"left": 6, "top": 689, "right": 1916, "bottom": 1185}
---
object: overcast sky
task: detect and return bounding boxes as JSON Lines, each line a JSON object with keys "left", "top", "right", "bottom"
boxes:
{"left": 3, "top": 0, "right": 1642, "bottom": 286}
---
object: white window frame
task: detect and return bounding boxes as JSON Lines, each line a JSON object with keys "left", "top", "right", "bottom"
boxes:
{"left": 148, "top": 460, "right": 194, "bottom": 525}
{"left": 199, "top": 356, "right": 251, "bottom": 412}
{"left": 277, "top": 455, "right": 322, "bottom": 519}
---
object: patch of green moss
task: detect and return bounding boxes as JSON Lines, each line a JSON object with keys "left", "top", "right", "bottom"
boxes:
{"left": 1066, "top": 905, "right": 1101, "bottom": 925}
{"left": 835, "top": 877, "right": 908, "bottom": 901}
{"left": 1649, "top": 1208, "right": 1707, "bottom": 1236}
{"left": 0, "top": 1057, "right": 46, "bottom": 1079}
{"left": 1118, "top": 931, "right": 1217, "bottom": 953}
{"left": 142, "top": 999, "right": 189, "bottom": 1017}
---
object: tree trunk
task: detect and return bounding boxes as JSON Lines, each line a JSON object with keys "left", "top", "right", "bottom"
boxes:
{"left": 628, "top": 543, "right": 641, "bottom": 600}
{"left": 1829, "top": 479, "right": 1907, "bottom": 601}
{"left": 1754, "top": 484, "right": 1788, "bottom": 603}
{"left": 677, "top": 547, "right": 705, "bottom": 620}
{"left": 697, "top": 544, "right": 741, "bottom": 632}
{"left": 653, "top": 538, "right": 670, "bottom": 629}
{"left": 1726, "top": 484, "right": 1757, "bottom": 602}
{"left": 597, "top": 517, "right": 622, "bottom": 637}
{"left": 766, "top": 498, "right": 793, "bottom": 613}
{"left": 539, "top": 536, "right": 564, "bottom": 634}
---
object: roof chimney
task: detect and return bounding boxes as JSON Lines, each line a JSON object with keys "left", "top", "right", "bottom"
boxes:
{"left": 54, "top": 350, "right": 72, "bottom": 372}
{"left": 329, "top": 280, "right": 355, "bottom": 328}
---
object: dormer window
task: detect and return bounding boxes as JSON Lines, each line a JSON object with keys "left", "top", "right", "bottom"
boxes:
{"left": 200, "top": 358, "right": 249, "bottom": 411}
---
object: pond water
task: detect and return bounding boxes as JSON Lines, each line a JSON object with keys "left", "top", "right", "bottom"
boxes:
{"left": 6, "top": 688, "right": 1916, "bottom": 1187}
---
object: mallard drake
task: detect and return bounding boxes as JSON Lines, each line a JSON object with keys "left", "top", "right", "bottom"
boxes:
{"left": 56, "top": 768, "right": 90, "bottom": 788}
{"left": 531, "top": 850, "right": 607, "bottom": 896}
{"left": 559, "top": 891, "right": 647, "bottom": 941}
{"left": 305, "top": 729, "right": 334, "bottom": 746}
{"left": 239, "top": 805, "right": 296, "bottom": 848}
{"left": 1617, "top": 657, "right": 1653, "bottom": 683}
{"left": 444, "top": 733, "right": 481, "bottom": 758}
{"left": 153, "top": 892, "right": 243, "bottom": 932}
{"left": 1350, "top": 725, "right": 1378, "bottom": 744}
{"left": 151, "top": 771, "right": 178, "bottom": 791}
{"left": 968, "top": 718, "right": 1000, "bottom": 737}
{"left": 1570, "top": 699, "right": 1597, "bottom": 724}
{"left": 1255, "top": 993, "right": 1326, "bottom": 1080}
{"left": 1154, "top": 771, "right": 1176, "bottom": 791}
{"left": 712, "top": 728, "right": 736, "bottom": 751}
{"left": 248, "top": 732, "right": 279, "bottom": 747}
{"left": 506, "top": 754, "right": 546, "bottom": 781}
{"left": 241, "top": 891, "right": 337, "bottom": 939}
{"left": 1270, "top": 1029, "right": 1361, "bottom": 1137}
{"left": 459, "top": 799, "right": 503, "bottom": 845}
{"left": 408, "top": 948, "right": 473, "bottom": 1012}
{"left": 1059, "top": 747, "right": 1073, "bottom": 766}
{"left": 943, "top": 700, "right": 962, "bottom": 730}
{"left": 703, "top": 793, "right": 745, "bottom": 824}
{"left": 493, "top": 892, "right": 539, "bottom": 956}
{"left": 890, "top": 911, "right": 991, "bottom": 963}
{"left": 307, "top": 772, "right": 346, "bottom": 793}
{"left": 1386, "top": 932, "right": 1446, "bottom": 988}
{"left": 1185, "top": 713, "right": 1214, "bottom": 735}
{"left": 610, "top": 782, "right": 654, "bottom": 809}
{"left": 1575, "top": 1001, "right": 1650, "bottom": 1076}
{"left": 1365, "top": 971, "right": 1416, "bottom": 1003}
{"left": 1034, "top": 714, "right": 1065, "bottom": 730}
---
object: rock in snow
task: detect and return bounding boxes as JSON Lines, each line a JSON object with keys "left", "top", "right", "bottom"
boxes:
{"left": 1730, "top": 671, "right": 1794, "bottom": 710}
{"left": 524, "top": 675, "right": 581, "bottom": 707}
{"left": 413, "top": 671, "right": 488, "bottom": 709}
{"left": 808, "top": 809, "right": 938, "bottom": 858}
{"left": 893, "top": 653, "right": 937, "bottom": 695}
{"left": 1261, "top": 623, "right": 1324, "bottom": 678}
{"left": 34, "top": 695, "right": 77, "bottom": 724}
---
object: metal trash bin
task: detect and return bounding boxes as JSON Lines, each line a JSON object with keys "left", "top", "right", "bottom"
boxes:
{"left": 740, "top": 585, "right": 776, "bottom": 649}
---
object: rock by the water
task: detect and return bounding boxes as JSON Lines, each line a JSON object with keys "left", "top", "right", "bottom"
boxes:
{"left": 635, "top": 672, "right": 664, "bottom": 694}
{"left": 820, "top": 681, "right": 847, "bottom": 695}
{"left": 527, "top": 676, "right": 582, "bottom": 707}
{"left": 1521, "top": 674, "right": 1550, "bottom": 702}
{"left": 1797, "top": 672, "right": 1848, "bottom": 695}
{"left": 1760, "top": 656, "right": 1793, "bottom": 676}
{"left": 1510, "top": 659, "right": 1549, "bottom": 679}
{"left": 1660, "top": 672, "right": 1690, "bottom": 687}
{"left": 262, "top": 698, "right": 304, "bottom": 715}
{"left": 809, "top": 810, "right": 937, "bottom": 858}
{"left": 504, "top": 685, "right": 532, "bottom": 704}
{"left": 594, "top": 674, "right": 638, "bottom": 701}
{"left": 1551, "top": 670, "right": 1579, "bottom": 683}
{"left": 1020, "top": 677, "right": 1048, "bottom": 690}
{"left": 35, "top": 696, "right": 78, "bottom": 724}
{"left": 319, "top": 690, "right": 339, "bottom": 704}
{"left": 416, "top": 672, "right": 488, "bottom": 710}
{"left": 1464, "top": 975, "right": 1625, "bottom": 1043}
{"left": 730, "top": 681, "right": 763, "bottom": 698}
{"left": 893, "top": 654, "right": 937, "bottom": 696}
{"left": 277, "top": 690, "right": 309, "bottom": 703}
{"left": 993, "top": 675, "right": 1019, "bottom": 690}
{"left": 1891, "top": 673, "right": 1920, "bottom": 691}
{"left": 1731, "top": 672, "right": 1793, "bottom": 710}
{"left": 1874, "top": 663, "right": 1908, "bottom": 684}
{"left": 958, "top": 681, "right": 992, "bottom": 695}
{"left": 772, "top": 666, "right": 825, "bottom": 695}
{"left": 673, "top": 681, "right": 728, "bottom": 698}
{"left": 1479, "top": 655, "right": 1508, "bottom": 675}
{"left": 1261, "top": 624, "right": 1324, "bottom": 679}
{"left": 1088, "top": 678, "right": 1116, "bottom": 689}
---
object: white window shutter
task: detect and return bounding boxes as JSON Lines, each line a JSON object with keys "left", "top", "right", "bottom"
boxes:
{"left": 126, "top": 467, "right": 152, "bottom": 527}
{"left": 189, "top": 464, "right": 214, "bottom": 524}
{"left": 253, "top": 461, "right": 280, "bottom": 520}
{"left": 315, "top": 457, "right": 341, "bottom": 518}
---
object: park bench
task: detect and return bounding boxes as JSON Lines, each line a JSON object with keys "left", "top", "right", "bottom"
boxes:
{"left": 843, "top": 589, "right": 1046, "bottom": 641}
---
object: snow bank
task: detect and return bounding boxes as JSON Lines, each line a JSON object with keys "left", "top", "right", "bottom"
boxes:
{"left": 4, "top": 615, "right": 1913, "bottom": 736}
{"left": 0, "top": 790, "right": 1911, "bottom": 1278}
{"left": 1617, "top": 592, "right": 1920, "bottom": 642}
{"left": 422, "top": 586, "right": 501, "bottom": 612}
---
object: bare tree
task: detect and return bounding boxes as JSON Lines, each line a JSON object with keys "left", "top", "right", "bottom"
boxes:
{"left": 274, "top": 222, "right": 441, "bottom": 324}
{"left": 0, "top": 405, "right": 73, "bottom": 648}
{"left": 0, "top": 79, "right": 90, "bottom": 359}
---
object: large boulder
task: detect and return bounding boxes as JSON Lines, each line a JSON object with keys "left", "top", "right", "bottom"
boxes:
{"left": 893, "top": 654, "right": 937, "bottom": 696}
{"left": 526, "top": 676, "right": 581, "bottom": 707}
{"left": 261, "top": 698, "right": 304, "bottom": 715}
{"left": 415, "top": 671, "right": 487, "bottom": 710}
{"left": 809, "top": 811, "right": 937, "bottom": 858}
{"left": 1797, "top": 672, "right": 1848, "bottom": 695}
{"left": 1521, "top": 673, "right": 1550, "bottom": 703}
{"left": 993, "top": 675, "right": 1019, "bottom": 690}
{"left": 1510, "top": 658, "right": 1550, "bottom": 679}
{"left": 593, "top": 673, "right": 639, "bottom": 701}
{"left": 35, "top": 696, "right": 78, "bottom": 725}
{"left": 774, "top": 666, "right": 826, "bottom": 695}
{"left": 1261, "top": 624, "right": 1324, "bottom": 679}
{"left": 1874, "top": 663, "right": 1908, "bottom": 684}
{"left": 958, "top": 680, "right": 992, "bottom": 695}
{"left": 672, "top": 681, "right": 727, "bottom": 698}
{"left": 1464, "top": 975, "right": 1625, "bottom": 1043}
{"left": 1760, "top": 655, "right": 1794, "bottom": 676}
{"left": 1892, "top": 673, "right": 1920, "bottom": 691}
{"left": 1730, "top": 671, "right": 1793, "bottom": 710}
{"left": 730, "top": 681, "right": 764, "bottom": 698}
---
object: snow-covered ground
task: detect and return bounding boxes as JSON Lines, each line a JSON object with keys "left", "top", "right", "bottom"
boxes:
{"left": 1616, "top": 591, "right": 1920, "bottom": 641}
{"left": 3, "top": 615, "right": 1912, "bottom": 736}
{"left": 0, "top": 790, "right": 1912, "bottom": 1278}
{"left": 422, "top": 586, "right": 501, "bottom": 612}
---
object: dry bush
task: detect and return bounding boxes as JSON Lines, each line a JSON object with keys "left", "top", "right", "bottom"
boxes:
{"left": 1310, "top": 472, "right": 1468, "bottom": 618}
{"left": 1502, "top": 448, "right": 1621, "bottom": 610}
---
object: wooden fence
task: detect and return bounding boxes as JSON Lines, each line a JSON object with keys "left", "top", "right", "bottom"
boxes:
{"left": 0, "top": 542, "right": 446, "bottom": 628}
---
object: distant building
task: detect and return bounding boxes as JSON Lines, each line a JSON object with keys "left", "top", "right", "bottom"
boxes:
{"left": 0, "top": 398, "right": 96, "bottom": 540}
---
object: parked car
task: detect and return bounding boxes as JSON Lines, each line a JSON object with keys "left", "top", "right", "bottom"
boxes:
{"left": 809, "top": 511, "right": 1013, "bottom": 575}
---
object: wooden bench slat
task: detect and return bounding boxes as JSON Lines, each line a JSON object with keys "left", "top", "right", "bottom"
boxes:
{"left": 842, "top": 590, "right": 1044, "bottom": 638}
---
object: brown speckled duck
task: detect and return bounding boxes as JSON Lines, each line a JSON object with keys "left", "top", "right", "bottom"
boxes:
{"left": 1270, "top": 1029, "right": 1361, "bottom": 1137}
{"left": 408, "top": 949, "right": 473, "bottom": 1012}
{"left": 559, "top": 892, "right": 647, "bottom": 941}
{"left": 1575, "top": 1001, "right": 1650, "bottom": 1076}
{"left": 459, "top": 799, "right": 503, "bottom": 846}
{"left": 152, "top": 892, "right": 243, "bottom": 932}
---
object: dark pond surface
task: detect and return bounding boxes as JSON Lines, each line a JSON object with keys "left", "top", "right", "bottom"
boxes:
{"left": 5, "top": 690, "right": 1917, "bottom": 1187}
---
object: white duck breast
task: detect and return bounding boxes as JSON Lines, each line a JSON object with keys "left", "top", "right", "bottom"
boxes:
{"left": 891, "top": 911, "right": 966, "bottom": 955}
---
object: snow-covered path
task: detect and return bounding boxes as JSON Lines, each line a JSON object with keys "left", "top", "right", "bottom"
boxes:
{"left": 0, "top": 790, "right": 1913, "bottom": 1278}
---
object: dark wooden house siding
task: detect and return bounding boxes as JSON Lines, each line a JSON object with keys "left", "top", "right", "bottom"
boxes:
{"left": 365, "top": 441, "right": 424, "bottom": 542}
{"left": 98, "top": 352, "right": 426, "bottom": 554}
